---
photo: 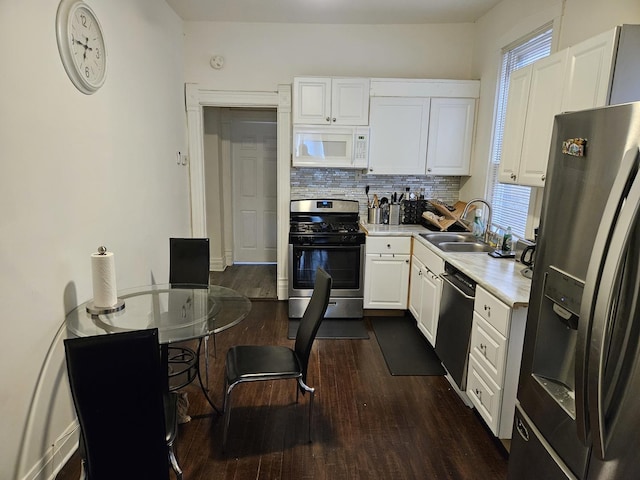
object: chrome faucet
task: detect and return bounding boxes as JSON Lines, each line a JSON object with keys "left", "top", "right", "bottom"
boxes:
{"left": 461, "top": 198, "right": 493, "bottom": 243}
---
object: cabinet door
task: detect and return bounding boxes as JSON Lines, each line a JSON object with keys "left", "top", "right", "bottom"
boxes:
{"left": 368, "top": 97, "right": 430, "bottom": 175}
{"left": 364, "top": 254, "right": 410, "bottom": 309}
{"left": 426, "top": 98, "right": 475, "bottom": 176}
{"left": 331, "top": 78, "right": 370, "bottom": 126}
{"left": 561, "top": 27, "right": 618, "bottom": 113}
{"left": 418, "top": 270, "right": 441, "bottom": 347}
{"left": 293, "top": 77, "right": 332, "bottom": 125}
{"left": 470, "top": 312, "right": 508, "bottom": 386}
{"left": 498, "top": 65, "right": 532, "bottom": 184}
{"left": 467, "top": 355, "right": 502, "bottom": 435}
{"left": 518, "top": 50, "right": 567, "bottom": 187}
{"left": 409, "top": 257, "right": 424, "bottom": 319}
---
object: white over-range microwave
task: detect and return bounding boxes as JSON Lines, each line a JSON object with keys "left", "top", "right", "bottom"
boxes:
{"left": 292, "top": 125, "right": 369, "bottom": 169}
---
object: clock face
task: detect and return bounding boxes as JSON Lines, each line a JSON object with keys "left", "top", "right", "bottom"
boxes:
{"left": 69, "top": 4, "right": 106, "bottom": 89}
{"left": 56, "top": 0, "right": 107, "bottom": 94}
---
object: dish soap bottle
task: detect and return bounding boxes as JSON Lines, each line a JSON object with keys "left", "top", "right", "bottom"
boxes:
{"left": 473, "top": 209, "right": 484, "bottom": 240}
{"left": 502, "top": 226, "right": 513, "bottom": 252}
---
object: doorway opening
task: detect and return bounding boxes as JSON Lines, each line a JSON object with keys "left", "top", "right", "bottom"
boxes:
{"left": 202, "top": 107, "right": 277, "bottom": 294}
{"left": 184, "top": 85, "right": 291, "bottom": 300}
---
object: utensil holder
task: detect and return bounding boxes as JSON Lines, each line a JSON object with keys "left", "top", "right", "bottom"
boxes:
{"left": 368, "top": 207, "right": 381, "bottom": 224}
{"left": 388, "top": 204, "right": 401, "bottom": 225}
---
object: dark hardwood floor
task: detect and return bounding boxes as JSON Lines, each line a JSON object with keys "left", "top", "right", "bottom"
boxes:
{"left": 56, "top": 266, "right": 508, "bottom": 479}
{"left": 210, "top": 264, "right": 277, "bottom": 300}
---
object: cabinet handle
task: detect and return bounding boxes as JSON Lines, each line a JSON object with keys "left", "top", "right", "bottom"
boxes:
{"left": 418, "top": 270, "right": 422, "bottom": 276}
{"left": 516, "top": 417, "right": 530, "bottom": 442}
{"left": 332, "top": 118, "right": 336, "bottom": 122}
{"left": 405, "top": 259, "right": 409, "bottom": 263}
{"left": 479, "top": 343, "right": 487, "bottom": 355}
{"left": 541, "top": 174, "right": 546, "bottom": 181}
{"left": 484, "top": 304, "right": 491, "bottom": 316}
{"left": 475, "top": 388, "right": 482, "bottom": 400}
{"left": 427, "top": 168, "right": 432, "bottom": 172}
{"left": 510, "top": 173, "right": 517, "bottom": 180}
{"left": 387, "top": 244, "right": 391, "bottom": 248}
{"left": 326, "top": 116, "right": 331, "bottom": 122}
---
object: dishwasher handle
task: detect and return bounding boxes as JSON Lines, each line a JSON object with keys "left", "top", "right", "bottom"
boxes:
{"left": 441, "top": 273, "right": 475, "bottom": 300}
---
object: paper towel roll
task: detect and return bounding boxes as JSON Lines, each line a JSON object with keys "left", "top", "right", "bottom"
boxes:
{"left": 91, "top": 250, "right": 118, "bottom": 307}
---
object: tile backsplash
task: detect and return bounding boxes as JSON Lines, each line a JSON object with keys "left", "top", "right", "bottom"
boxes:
{"left": 290, "top": 168, "right": 461, "bottom": 219}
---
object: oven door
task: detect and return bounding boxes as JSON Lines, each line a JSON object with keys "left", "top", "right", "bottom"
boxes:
{"left": 288, "top": 243, "right": 364, "bottom": 297}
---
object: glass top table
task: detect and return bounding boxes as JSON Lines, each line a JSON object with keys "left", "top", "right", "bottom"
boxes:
{"left": 66, "top": 283, "right": 252, "bottom": 345}
{"left": 66, "top": 284, "right": 251, "bottom": 414}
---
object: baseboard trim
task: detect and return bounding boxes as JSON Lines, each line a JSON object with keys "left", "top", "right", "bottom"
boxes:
{"left": 19, "top": 421, "right": 79, "bottom": 480}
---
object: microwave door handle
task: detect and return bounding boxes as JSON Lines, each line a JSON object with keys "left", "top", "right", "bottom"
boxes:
{"left": 588, "top": 147, "right": 640, "bottom": 460}
{"left": 576, "top": 147, "right": 640, "bottom": 445}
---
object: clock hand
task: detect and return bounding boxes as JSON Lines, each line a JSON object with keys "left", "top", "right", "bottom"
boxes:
{"left": 75, "top": 37, "right": 93, "bottom": 61}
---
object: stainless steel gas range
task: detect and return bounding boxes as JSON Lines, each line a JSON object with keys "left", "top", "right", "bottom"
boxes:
{"left": 288, "top": 199, "right": 365, "bottom": 318}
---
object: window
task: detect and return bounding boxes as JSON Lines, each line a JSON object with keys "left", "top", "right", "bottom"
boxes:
{"left": 486, "top": 25, "right": 553, "bottom": 239}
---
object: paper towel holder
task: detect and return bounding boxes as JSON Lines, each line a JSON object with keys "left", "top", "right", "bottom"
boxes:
{"left": 86, "top": 245, "right": 126, "bottom": 315}
{"left": 86, "top": 298, "right": 125, "bottom": 315}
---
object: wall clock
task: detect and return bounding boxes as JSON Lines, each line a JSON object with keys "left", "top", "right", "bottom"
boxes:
{"left": 56, "top": 0, "right": 107, "bottom": 94}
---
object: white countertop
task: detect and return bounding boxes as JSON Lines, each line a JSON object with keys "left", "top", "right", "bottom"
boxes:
{"left": 360, "top": 221, "right": 532, "bottom": 309}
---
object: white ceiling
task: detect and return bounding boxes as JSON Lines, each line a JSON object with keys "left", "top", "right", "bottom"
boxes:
{"left": 165, "top": 0, "right": 502, "bottom": 24}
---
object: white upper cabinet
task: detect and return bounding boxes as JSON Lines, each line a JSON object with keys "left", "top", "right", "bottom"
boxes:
{"left": 561, "top": 28, "right": 618, "bottom": 113}
{"left": 426, "top": 98, "right": 476, "bottom": 176}
{"left": 500, "top": 26, "right": 637, "bottom": 188}
{"left": 368, "top": 97, "right": 430, "bottom": 175}
{"left": 367, "top": 79, "right": 479, "bottom": 176}
{"left": 293, "top": 77, "right": 370, "bottom": 126}
{"left": 499, "top": 50, "right": 567, "bottom": 187}
{"left": 499, "top": 66, "right": 531, "bottom": 184}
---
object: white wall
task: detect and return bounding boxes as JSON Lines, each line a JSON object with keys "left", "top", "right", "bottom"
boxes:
{"left": 461, "top": 0, "right": 640, "bottom": 203}
{"left": 0, "top": 1, "right": 188, "bottom": 478}
{"left": 183, "top": 22, "right": 477, "bottom": 90}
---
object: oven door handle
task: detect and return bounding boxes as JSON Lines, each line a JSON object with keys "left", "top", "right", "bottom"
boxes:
{"left": 440, "top": 273, "right": 475, "bottom": 300}
{"left": 290, "top": 244, "right": 363, "bottom": 249}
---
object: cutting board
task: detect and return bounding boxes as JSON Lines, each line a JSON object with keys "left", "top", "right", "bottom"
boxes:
{"left": 423, "top": 200, "right": 474, "bottom": 231}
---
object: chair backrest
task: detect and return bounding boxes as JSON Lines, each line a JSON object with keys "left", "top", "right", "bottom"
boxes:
{"left": 294, "top": 268, "right": 332, "bottom": 382}
{"left": 169, "top": 237, "right": 210, "bottom": 288}
{"left": 64, "top": 329, "right": 170, "bottom": 480}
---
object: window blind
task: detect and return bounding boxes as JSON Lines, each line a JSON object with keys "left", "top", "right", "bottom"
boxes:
{"left": 487, "top": 25, "right": 553, "bottom": 239}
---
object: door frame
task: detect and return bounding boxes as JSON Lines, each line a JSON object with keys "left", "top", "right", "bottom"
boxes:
{"left": 185, "top": 84, "right": 291, "bottom": 300}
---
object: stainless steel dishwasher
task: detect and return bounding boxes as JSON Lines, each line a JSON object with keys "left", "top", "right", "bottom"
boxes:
{"left": 435, "top": 262, "right": 476, "bottom": 391}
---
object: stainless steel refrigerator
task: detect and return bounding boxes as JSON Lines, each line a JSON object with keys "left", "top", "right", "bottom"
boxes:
{"left": 507, "top": 102, "right": 640, "bottom": 479}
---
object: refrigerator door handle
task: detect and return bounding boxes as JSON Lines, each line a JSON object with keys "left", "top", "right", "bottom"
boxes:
{"left": 576, "top": 147, "right": 640, "bottom": 445}
{"left": 588, "top": 146, "right": 640, "bottom": 460}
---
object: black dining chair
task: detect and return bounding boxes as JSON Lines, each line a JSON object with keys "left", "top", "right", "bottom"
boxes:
{"left": 169, "top": 237, "right": 210, "bottom": 289}
{"left": 63, "top": 329, "right": 182, "bottom": 480}
{"left": 222, "top": 267, "right": 332, "bottom": 450}
{"left": 169, "top": 237, "right": 214, "bottom": 390}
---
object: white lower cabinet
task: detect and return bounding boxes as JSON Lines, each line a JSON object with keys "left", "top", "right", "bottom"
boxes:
{"left": 467, "top": 356, "right": 501, "bottom": 433}
{"left": 467, "top": 285, "right": 527, "bottom": 439}
{"left": 364, "top": 236, "right": 411, "bottom": 309}
{"left": 409, "top": 239, "right": 444, "bottom": 346}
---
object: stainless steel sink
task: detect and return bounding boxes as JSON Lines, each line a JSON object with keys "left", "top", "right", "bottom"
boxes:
{"left": 419, "top": 232, "right": 494, "bottom": 253}
{"left": 420, "top": 232, "right": 477, "bottom": 243}
{"left": 437, "top": 242, "right": 494, "bottom": 253}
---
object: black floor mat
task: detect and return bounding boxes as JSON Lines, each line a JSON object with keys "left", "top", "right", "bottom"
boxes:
{"left": 288, "top": 319, "right": 369, "bottom": 339}
{"left": 371, "top": 316, "right": 445, "bottom": 376}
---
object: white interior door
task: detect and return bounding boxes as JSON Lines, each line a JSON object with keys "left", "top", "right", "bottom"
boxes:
{"left": 232, "top": 115, "right": 277, "bottom": 263}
